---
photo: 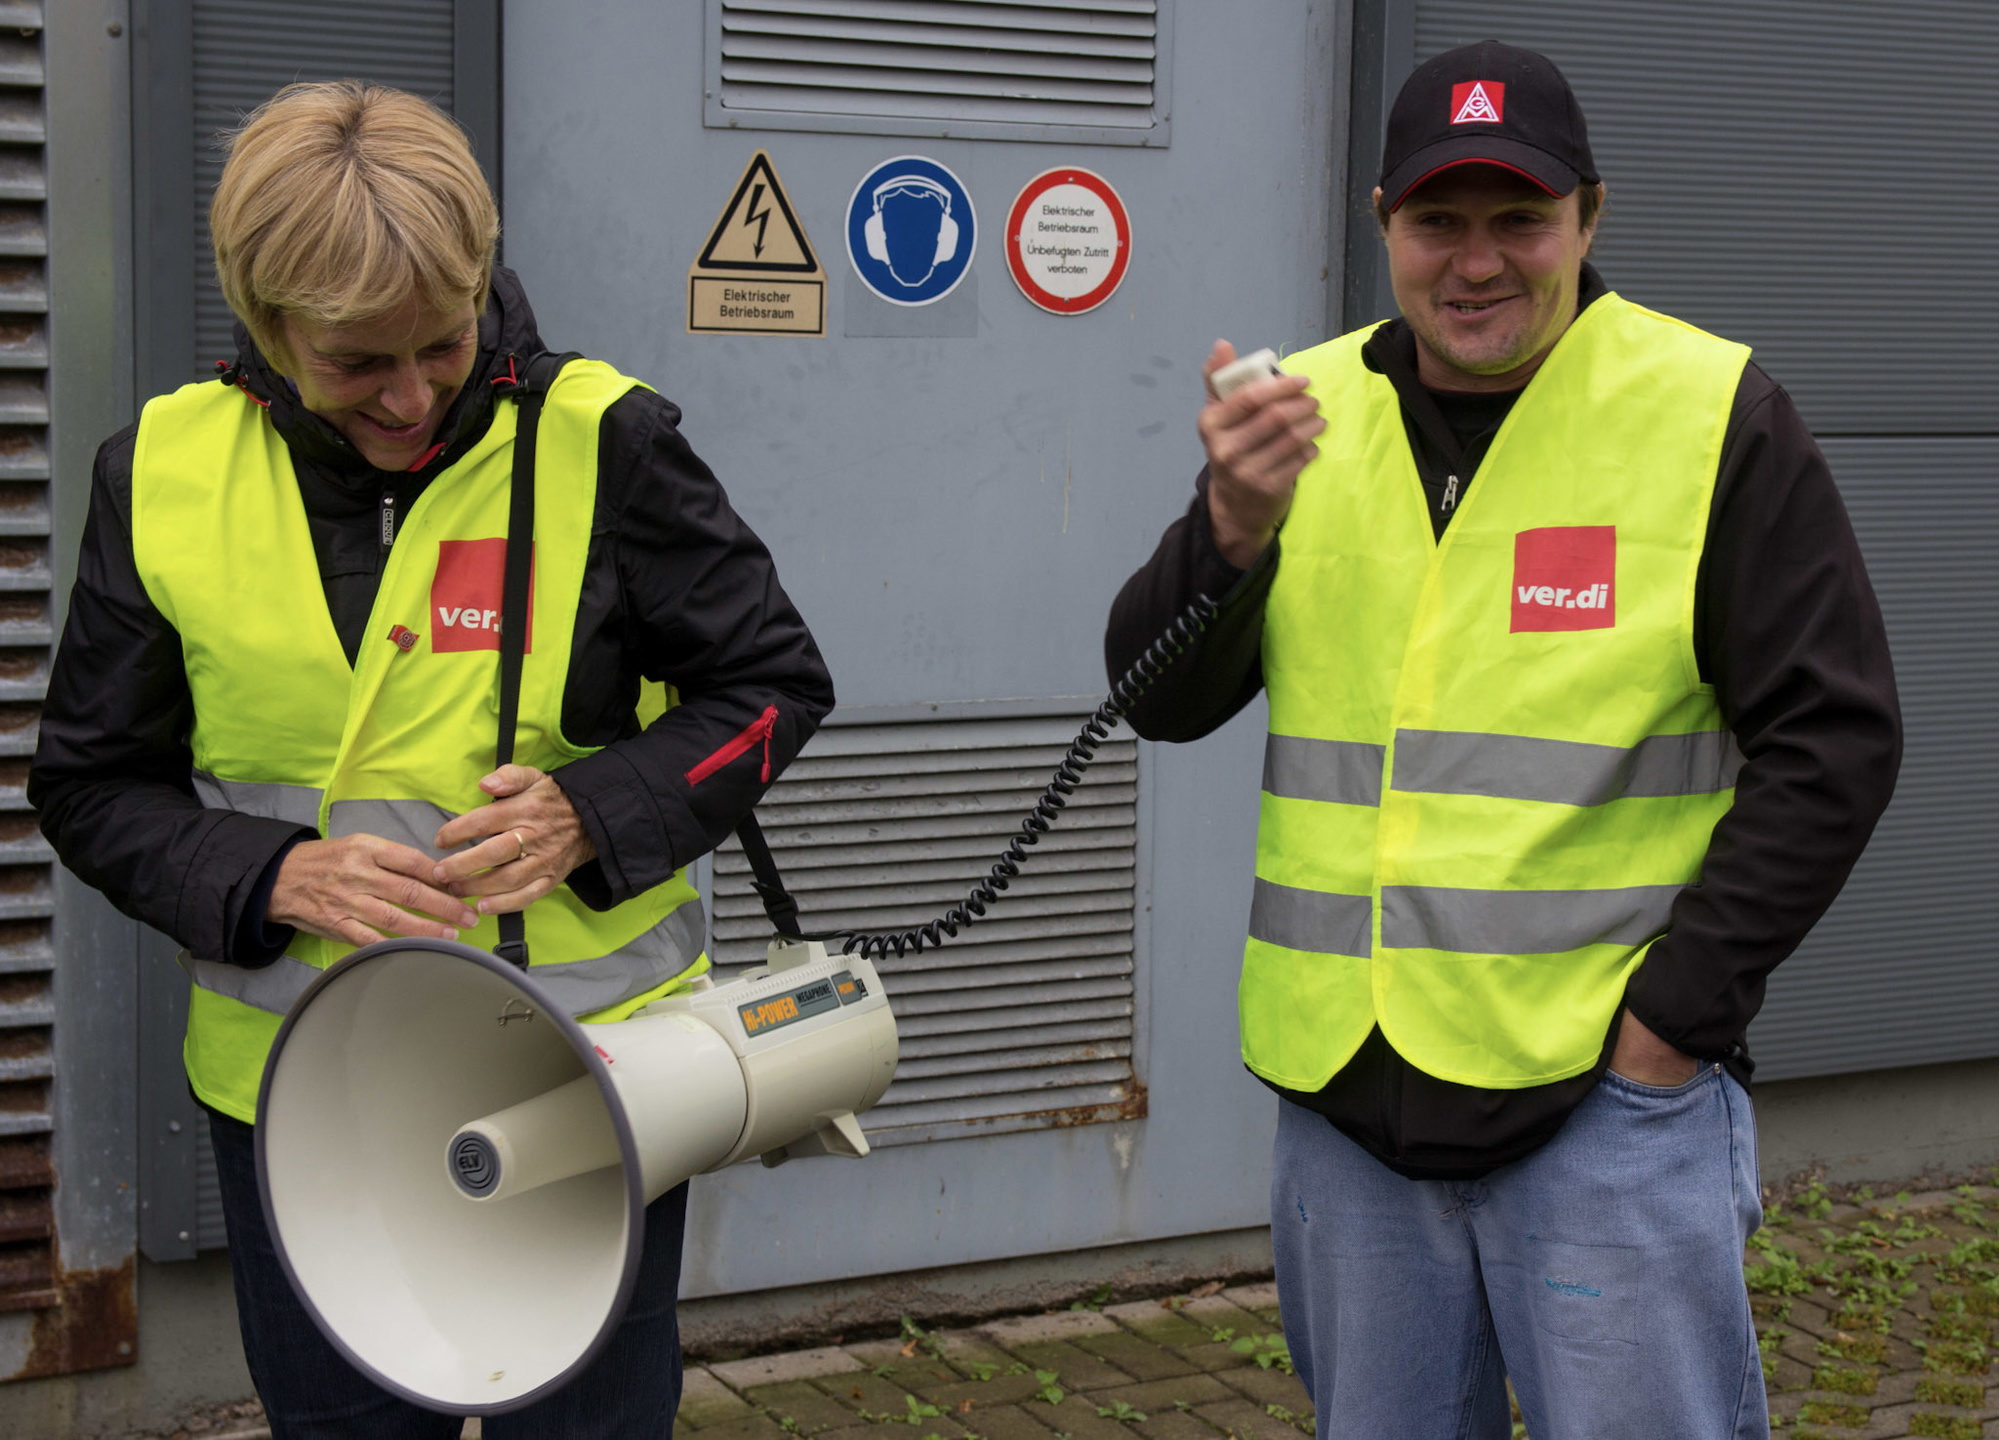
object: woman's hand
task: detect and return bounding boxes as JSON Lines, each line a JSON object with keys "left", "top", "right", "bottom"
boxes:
{"left": 430, "top": 764, "right": 598, "bottom": 916}
{"left": 1199, "top": 339, "right": 1325, "bottom": 569}
{"left": 269, "top": 836, "right": 481, "bottom": 947}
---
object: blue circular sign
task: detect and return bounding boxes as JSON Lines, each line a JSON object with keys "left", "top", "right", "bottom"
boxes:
{"left": 845, "top": 156, "right": 977, "bottom": 307}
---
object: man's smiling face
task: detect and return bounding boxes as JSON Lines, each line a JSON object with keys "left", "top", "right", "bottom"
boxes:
{"left": 1380, "top": 165, "right": 1598, "bottom": 392}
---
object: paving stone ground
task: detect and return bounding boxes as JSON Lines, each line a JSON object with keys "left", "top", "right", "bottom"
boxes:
{"left": 672, "top": 1285, "right": 1308, "bottom": 1440}
{"left": 151, "top": 1180, "right": 1999, "bottom": 1440}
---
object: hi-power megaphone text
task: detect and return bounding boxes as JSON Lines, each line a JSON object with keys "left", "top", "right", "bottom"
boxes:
{"left": 256, "top": 935, "right": 895, "bottom": 1415}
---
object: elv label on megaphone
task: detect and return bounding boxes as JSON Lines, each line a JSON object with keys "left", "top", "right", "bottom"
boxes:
{"left": 845, "top": 156, "right": 977, "bottom": 307}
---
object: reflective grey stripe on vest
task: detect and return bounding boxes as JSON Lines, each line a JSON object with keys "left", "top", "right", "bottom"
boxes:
{"left": 192, "top": 770, "right": 324, "bottom": 829}
{"left": 180, "top": 902, "right": 705, "bottom": 1018}
{"left": 1262, "top": 735, "right": 1386, "bottom": 807}
{"left": 1380, "top": 883, "right": 1683, "bottom": 955}
{"left": 527, "top": 902, "right": 707, "bottom": 1014}
{"left": 1247, "top": 878, "right": 1371, "bottom": 958}
{"left": 1391, "top": 729, "right": 1744, "bottom": 807}
{"left": 328, "top": 797, "right": 456, "bottom": 858}
{"left": 180, "top": 950, "right": 322, "bottom": 1014}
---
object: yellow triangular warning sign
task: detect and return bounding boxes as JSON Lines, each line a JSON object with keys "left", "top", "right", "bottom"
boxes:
{"left": 695, "top": 151, "right": 821, "bottom": 274}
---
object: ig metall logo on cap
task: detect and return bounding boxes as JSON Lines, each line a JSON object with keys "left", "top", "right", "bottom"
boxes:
{"left": 845, "top": 156, "right": 977, "bottom": 307}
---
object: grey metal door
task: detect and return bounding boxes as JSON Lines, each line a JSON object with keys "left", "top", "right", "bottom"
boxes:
{"left": 503, "top": 0, "right": 1350, "bottom": 1296}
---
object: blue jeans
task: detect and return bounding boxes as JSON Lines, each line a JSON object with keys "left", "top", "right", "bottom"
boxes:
{"left": 207, "top": 1106, "right": 688, "bottom": 1439}
{"left": 1270, "top": 1066, "right": 1766, "bottom": 1440}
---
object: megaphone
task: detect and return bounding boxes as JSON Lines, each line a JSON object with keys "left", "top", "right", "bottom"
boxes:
{"left": 255, "top": 934, "right": 896, "bottom": 1415}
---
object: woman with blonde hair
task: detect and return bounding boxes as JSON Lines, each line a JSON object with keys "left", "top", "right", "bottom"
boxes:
{"left": 31, "top": 81, "right": 833, "bottom": 1436}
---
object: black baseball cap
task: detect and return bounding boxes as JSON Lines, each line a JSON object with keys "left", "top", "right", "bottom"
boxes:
{"left": 1378, "top": 40, "right": 1598, "bottom": 211}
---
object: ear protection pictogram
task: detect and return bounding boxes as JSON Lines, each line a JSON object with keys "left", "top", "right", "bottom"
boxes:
{"left": 864, "top": 175, "right": 959, "bottom": 268}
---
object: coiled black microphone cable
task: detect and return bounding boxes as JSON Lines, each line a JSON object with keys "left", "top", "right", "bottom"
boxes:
{"left": 732, "top": 594, "right": 1220, "bottom": 960}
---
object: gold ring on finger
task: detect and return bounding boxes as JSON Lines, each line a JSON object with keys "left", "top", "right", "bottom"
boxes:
{"left": 513, "top": 830, "right": 530, "bottom": 862}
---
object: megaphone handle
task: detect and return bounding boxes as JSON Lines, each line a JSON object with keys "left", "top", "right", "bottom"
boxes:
{"left": 492, "top": 351, "right": 581, "bottom": 971}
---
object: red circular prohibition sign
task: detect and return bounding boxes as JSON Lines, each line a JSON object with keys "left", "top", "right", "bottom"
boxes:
{"left": 1005, "top": 168, "right": 1132, "bottom": 315}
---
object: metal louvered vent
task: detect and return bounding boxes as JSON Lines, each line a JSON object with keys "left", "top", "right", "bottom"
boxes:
{"left": 706, "top": 1, "right": 1171, "bottom": 146}
{"left": 189, "top": 0, "right": 458, "bottom": 376}
{"left": 712, "top": 713, "right": 1142, "bottom": 1146}
{"left": 0, "top": 1, "right": 56, "bottom": 1313}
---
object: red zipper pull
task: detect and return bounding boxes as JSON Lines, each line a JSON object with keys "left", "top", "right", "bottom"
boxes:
{"left": 685, "top": 704, "right": 781, "bottom": 786}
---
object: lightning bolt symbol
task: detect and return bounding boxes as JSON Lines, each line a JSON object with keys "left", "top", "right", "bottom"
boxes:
{"left": 743, "top": 182, "right": 772, "bottom": 259}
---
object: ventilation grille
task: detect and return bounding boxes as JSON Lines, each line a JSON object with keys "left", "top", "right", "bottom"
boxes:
{"left": 189, "top": 0, "right": 458, "bottom": 377}
{"left": 708, "top": 1, "right": 1169, "bottom": 145}
{"left": 0, "top": 0, "right": 55, "bottom": 1313}
{"left": 712, "top": 713, "right": 1142, "bottom": 1147}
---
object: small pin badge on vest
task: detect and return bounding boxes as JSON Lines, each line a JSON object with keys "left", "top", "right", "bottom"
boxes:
{"left": 387, "top": 624, "right": 420, "bottom": 653}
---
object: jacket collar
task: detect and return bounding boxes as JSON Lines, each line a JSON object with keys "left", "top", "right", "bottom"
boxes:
{"left": 225, "top": 265, "right": 548, "bottom": 489}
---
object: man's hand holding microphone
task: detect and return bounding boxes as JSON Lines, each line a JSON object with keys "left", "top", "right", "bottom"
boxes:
{"left": 1198, "top": 340, "right": 1326, "bottom": 568}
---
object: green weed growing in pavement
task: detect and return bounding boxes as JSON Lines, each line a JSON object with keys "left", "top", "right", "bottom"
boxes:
{"left": 898, "top": 1315, "right": 947, "bottom": 1361}
{"left": 1828, "top": 1303, "right": 1889, "bottom": 1332}
{"left": 1810, "top": 1364, "right": 1878, "bottom": 1395}
{"left": 1798, "top": 1400, "right": 1868, "bottom": 1428}
{"left": 1263, "top": 1404, "right": 1296, "bottom": 1424}
{"left": 1096, "top": 1402, "right": 1147, "bottom": 1423}
{"left": 1909, "top": 1414, "right": 1981, "bottom": 1440}
{"left": 1798, "top": 1180, "right": 1834, "bottom": 1220}
{"left": 903, "top": 1397, "right": 944, "bottom": 1424}
{"left": 1756, "top": 1328, "right": 1788, "bottom": 1383}
{"left": 1173, "top": 1401, "right": 1193, "bottom": 1413}
{"left": 1070, "top": 1283, "right": 1113, "bottom": 1313}
{"left": 1230, "top": 1334, "right": 1294, "bottom": 1374}
{"left": 1209, "top": 1327, "right": 1237, "bottom": 1344}
{"left": 1915, "top": 1374, "right": 1983, "bottom": 1406}
{"left": 1926, "top": 1313, "right": 1992, "bottom": 1344}
{"left": 873, "top": 1364, "right": 896, "bottom": 1379}
{"left": 1743, "top": 1242, "right": 1817, "bottom": 1297}
{"left": 1034, "top": 1370, "right": 1065, "bottom": 1406}
{"left": 1815, "top": 1331, "right": 1887, "bottom": 1364}
{"left": 1915, "top": 1334, "right": 1991, "bottom": 1375}
{"left": 964, "top": 1362, "right": 998, "bottom": 1382}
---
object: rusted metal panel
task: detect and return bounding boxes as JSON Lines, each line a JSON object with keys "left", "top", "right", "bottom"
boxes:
{"left": 8, "top": 1256, "right": 136, "bottom": 1378}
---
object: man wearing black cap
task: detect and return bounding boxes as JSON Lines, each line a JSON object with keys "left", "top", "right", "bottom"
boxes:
{"left": 1106, "top": 40, "right": 1899, "bottom": 1439}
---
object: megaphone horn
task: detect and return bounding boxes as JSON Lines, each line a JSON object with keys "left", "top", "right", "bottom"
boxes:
{"left": 256, "top": 936, "right": 897, "bottom": 1416}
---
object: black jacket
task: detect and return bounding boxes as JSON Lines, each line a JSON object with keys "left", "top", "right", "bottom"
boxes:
{"left": 1105, "top": 268, "right": 1902, "bottom": 1178}
{"left": 30, "top": 267, "right": 835, "bottom": 965}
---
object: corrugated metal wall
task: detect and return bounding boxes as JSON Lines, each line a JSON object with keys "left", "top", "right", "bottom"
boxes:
{"left": 1411, "top": 0, "right": 1997, "bottom": 1078}
{"left": 188, "top": 0, "right": 458, "bottom": 374}
{"left": 0, "top": 0, "right": 56, "bottom": 1317}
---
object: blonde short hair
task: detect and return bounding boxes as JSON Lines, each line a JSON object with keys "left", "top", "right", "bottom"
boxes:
{"left": 210, "top": 81, "right": 498, "bottom": 360}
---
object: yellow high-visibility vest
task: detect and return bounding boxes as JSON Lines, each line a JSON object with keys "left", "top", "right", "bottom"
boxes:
{"left": 1245, "top": 293, "right": 1749, "bottom": 1090}
{"left": 131, "top": 363, "right": 705, "bottom": 1122}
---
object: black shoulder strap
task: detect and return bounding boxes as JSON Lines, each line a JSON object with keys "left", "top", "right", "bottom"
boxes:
{"left": 494, "top": 351, "right": 579, "bottom": 969}
{"left": 493, "top": 349, "right": 806, "bottom": 962}
{"left": 735, "top": 813, "right": 802, "bottom": 939}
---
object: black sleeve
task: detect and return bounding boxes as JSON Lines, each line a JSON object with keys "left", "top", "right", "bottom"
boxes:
{"left": 551, "top": 392, "right": 836, "bottom": 908}
{"left": 28, "top": 429, "right": 311, "bottom": 964}
{"left": 1624, "top": 368, "right": 1902, "bottom": 1060}
{"left": 1103, "top": 468, "right": 1277, "bottom": 742}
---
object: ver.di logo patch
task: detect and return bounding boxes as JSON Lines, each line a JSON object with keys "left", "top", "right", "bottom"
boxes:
{"left": 1511, "top": 525, "right": 1615, "bottom": 633}
{"left": 431, "top": 538, "right": 533, "bottom": 654}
